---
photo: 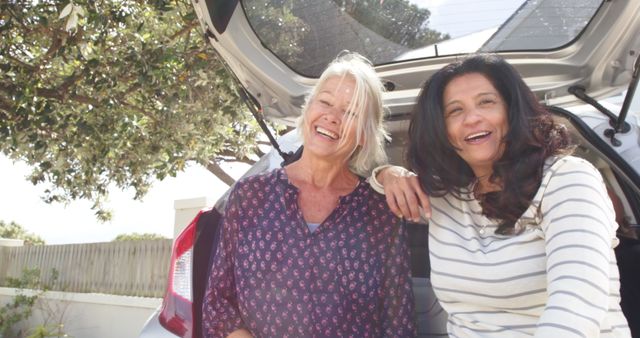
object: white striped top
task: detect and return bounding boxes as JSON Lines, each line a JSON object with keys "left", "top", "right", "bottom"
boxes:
{"left": 428, "top": 156, "right": 630, "bottom": 338}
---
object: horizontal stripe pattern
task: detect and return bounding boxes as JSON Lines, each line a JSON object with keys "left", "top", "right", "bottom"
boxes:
{"left": 429, "top": 156, "right": 630, "bottom": 337}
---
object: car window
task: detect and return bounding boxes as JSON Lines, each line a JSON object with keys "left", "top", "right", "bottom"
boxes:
{"left": 241, "top": 0, "right": 603, "bottom": 77}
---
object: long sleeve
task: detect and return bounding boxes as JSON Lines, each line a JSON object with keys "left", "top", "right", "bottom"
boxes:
{"left": 382, "top": 219, "right": 417, "bottom": 337}
{"left": 202, "top": 184, "right": 246, "bottom": 338}
{"left": 535, "top": 158, "right": 618, "bottom": 337}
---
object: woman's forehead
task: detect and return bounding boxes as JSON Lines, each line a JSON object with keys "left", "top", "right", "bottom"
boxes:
{"left": 319, "top": 75, "right": 356, "bottom": 94}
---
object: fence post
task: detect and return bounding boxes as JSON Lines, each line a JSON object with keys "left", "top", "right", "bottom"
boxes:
{"left": 0, "top": 238, "right": 24, "bottom": 284}
{"left": 173, "top": 197, "right": 209, "bottom": 239}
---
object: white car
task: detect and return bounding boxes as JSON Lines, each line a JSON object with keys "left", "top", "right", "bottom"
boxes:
{"left": 140, "top": 0, "right": 640, "bottom": 337}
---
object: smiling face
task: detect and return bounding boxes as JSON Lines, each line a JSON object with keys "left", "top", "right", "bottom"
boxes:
{"left": 443, "top": 72, "right": 509, "bottom": 179}
{"left": 302, "top": 75, "right": 360, "bottom": 162}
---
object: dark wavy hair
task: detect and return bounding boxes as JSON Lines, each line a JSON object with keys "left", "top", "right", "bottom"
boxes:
{"left": 407, "top": 54, "right": 571, "bottom": 234}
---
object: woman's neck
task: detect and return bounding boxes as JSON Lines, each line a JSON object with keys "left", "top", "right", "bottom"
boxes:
{"left": 285, "top": 153, "right": 358, "bottom": 191}
{"left": 474, "top": 174, "right": 502, "bottom": 195}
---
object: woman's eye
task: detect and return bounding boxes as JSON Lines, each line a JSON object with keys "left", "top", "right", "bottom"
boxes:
{"left": 446, "top": 108, "right": 462, "bottom": 117}
{"left": 319, "top": 99, "right": 331, "bottom": 106}
{"left": 480, "top": 99, "right": 495, "bottom": 105}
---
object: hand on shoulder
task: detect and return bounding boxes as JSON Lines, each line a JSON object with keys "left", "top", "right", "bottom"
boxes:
{"left": 371, "top": 165, "right": 431, "bottom": 222}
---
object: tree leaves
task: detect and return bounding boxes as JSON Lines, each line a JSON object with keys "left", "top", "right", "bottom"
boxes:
{"left": 59, "top": 2, "right": 84, "bottom": 32}
{"left": 112, "top": 232, "right": 167, "bottom": 241}
{"left": 0, "top": 220, "right": 45, "bottom": 245}
{"left": 0, "top": 0, "right": 266, "bottom": 221}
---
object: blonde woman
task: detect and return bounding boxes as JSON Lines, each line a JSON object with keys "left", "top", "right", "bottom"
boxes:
{"left": 203, "top": 52, "right": 416, "bottom": 338}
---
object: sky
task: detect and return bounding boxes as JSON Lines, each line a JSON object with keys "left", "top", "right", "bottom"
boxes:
{"left": 0, "top": 155, "right": 249, "bottom": 244}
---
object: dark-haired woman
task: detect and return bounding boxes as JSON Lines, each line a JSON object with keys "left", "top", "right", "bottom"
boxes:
{"left": 370, "top": 54, "right": 631, "bottom": 337}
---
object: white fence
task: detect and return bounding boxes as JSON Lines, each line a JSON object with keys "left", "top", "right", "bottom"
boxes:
{"left": 0, "top": 239, "right": 172, "bottom": 298}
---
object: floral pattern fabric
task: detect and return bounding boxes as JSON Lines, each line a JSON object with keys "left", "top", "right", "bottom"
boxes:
{"left": 202, "top": 168, "right": 416, "bottom": 338}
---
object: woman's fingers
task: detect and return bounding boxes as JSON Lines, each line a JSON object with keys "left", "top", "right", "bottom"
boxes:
{"left": 385, "top": 190, "right": 402, "bottom": 218}
{"left": 383, "top": 178, "right": 408, "bottom": 218}
{"left": 398, "top": 184, "right": 421, "bottom": 221}
{"left": 381, "top": 168, "right": 430, "bottom": 222}
{"left": 411, "top": 177, "right": 432, "bottom": 219}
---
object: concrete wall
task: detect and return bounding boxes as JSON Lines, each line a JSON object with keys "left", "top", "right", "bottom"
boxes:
{"left": 0, "top": 287, "right": 161, "bottom": 338}
{"left": 0, "top": 238, "right": 24, "bottom": 247}
{"left": 173, "top": 196, "right": 210, "bottom": 238}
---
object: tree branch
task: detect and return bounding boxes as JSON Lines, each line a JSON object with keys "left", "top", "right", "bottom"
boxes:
{"left": 6, "top": 7, "right": 30, "bottom": 32}
{"left": 205, "top": 161, "right": 235, "bottom": 186}
{"left": 109, "top": 81, "right": 159, "bottom": 122}
{"left": 215, "top": 149, "right": 258, "bottom": 165}
{"left": 117, "top": 82, "right": 142, "bottom": 100}
{"left": 58, "top": 66, "right": 90, "bottom": 94}
{"left": 0, "top": 78, "right": 160, "bottom": 125}
{"left": 256, "top": 140, "right": 272, "bottom": 146}
{"left": 5, "top": 52, "right": 36, "bottom": 72}
{"left": 120, "top": 101, "right": 160, "bottom": 122}
{"left": 39, "top": 34, "right": 64, "bottom": 66}
{"left": 34, "top": 87, "right": 101, "bottom": 106}
{"left": 168, "top": 20, "right": 198, "bottom": 43}
{"left": 252, "top": 146, "right": 266, "bottom": 158}
{"left": 0, "top": 96, "right": 12, "bottom": 115}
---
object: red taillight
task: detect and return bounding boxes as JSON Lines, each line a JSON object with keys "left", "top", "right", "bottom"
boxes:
{"left": 159, "top": 211, "right": 202, "bottom": 338}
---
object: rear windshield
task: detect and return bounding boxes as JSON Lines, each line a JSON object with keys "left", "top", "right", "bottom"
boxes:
{"left": 242, "top": 0, "right": 603, "bottom": 77}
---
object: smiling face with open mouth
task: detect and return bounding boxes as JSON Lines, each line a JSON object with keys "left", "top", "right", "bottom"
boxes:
{"left": 443, "top": 72, "right": 509, "bottom": 179}
{"left": 302, "top": 75, "right": 359, "bottom": 162}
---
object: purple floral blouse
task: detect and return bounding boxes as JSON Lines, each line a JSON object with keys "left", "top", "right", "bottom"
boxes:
{"left": 202, "top": 168, "right": 416, "bottom": 338}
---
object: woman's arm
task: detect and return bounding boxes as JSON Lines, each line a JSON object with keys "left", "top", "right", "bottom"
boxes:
{"left": 535, "top": 158, "right": 618, "bottom": 337}
{"left": 380, "top": 215, "right": 417, "bottom": 337}
{"left": 202, "top": 184, "right": 251, "bottom": 338}
{"left": 370, "top": 165, "right": 431, "bottom": 221}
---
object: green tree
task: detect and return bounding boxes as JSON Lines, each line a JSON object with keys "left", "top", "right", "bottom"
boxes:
{"left": 0, "top": 0, "right": 267, "bottom": 221}
{"left": 244, "top": 0, "right": 309, "bottom": 65}
{"left": 243, "top": 0, "right": 449, "bottom": 76}
{"left": 112, "top": 232, "right": 167, "bottom": 241}
{"left": 0, "top": 220, "right": 45, "bottom": 245}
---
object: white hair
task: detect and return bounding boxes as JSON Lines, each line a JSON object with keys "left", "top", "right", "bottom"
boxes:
{"left": 297, "top": 51, "right": 388, "bottom": 176}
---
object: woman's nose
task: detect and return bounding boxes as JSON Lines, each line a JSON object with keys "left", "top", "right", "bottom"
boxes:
{"left": 323, "top": 109, "right": 341, "bottom": 124}
{"left": 462, "top": 108, "right": 482, "bottom": 125}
